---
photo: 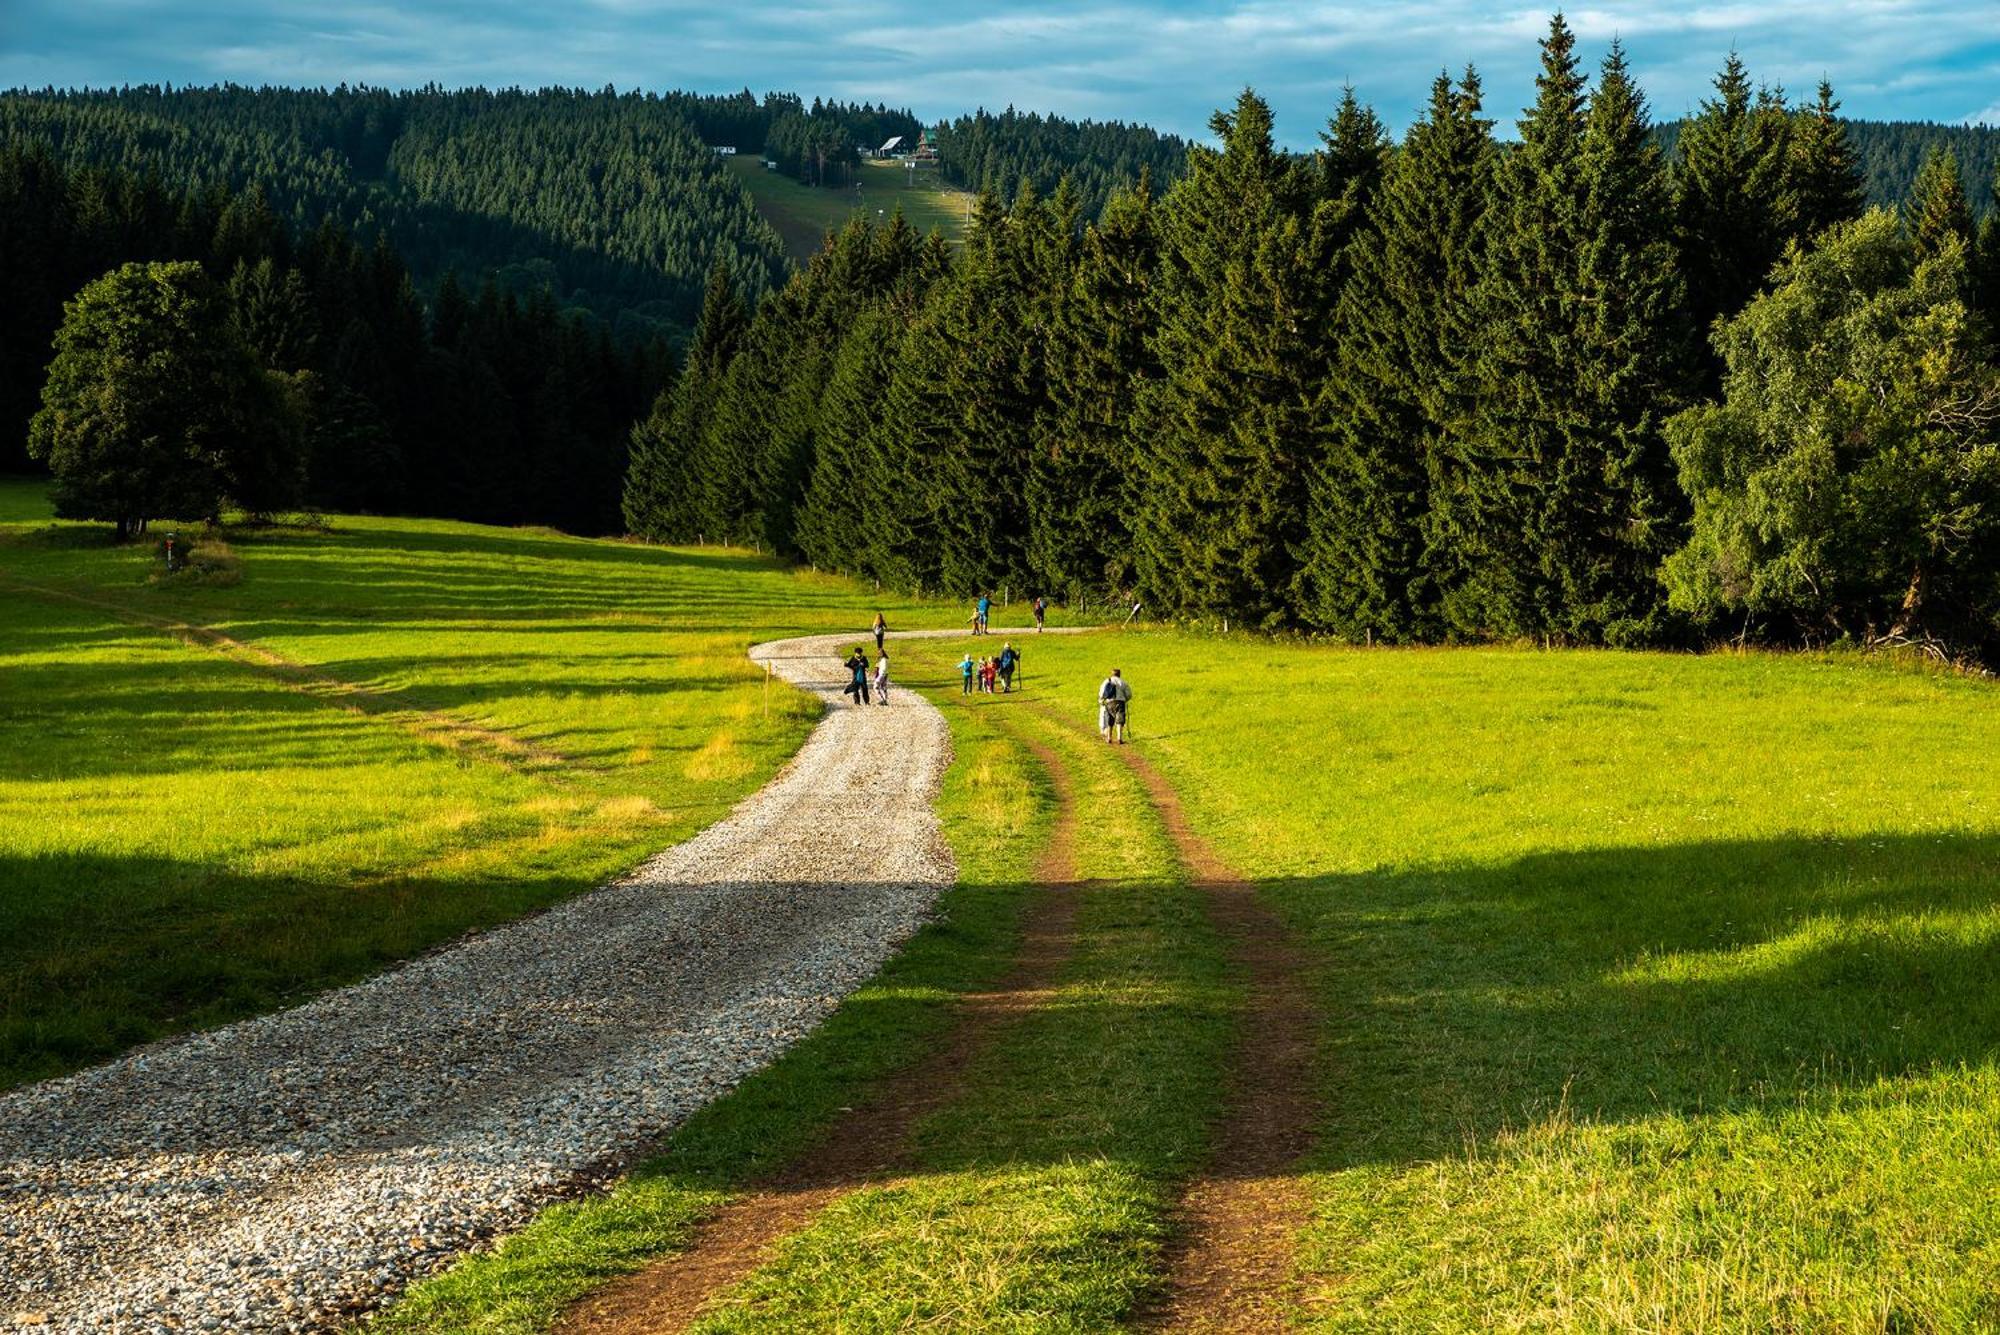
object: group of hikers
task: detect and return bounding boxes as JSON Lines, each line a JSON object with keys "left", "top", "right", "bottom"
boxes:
{"left": 959, "top": 642, "right": 1022, "bottom": 694}
{"left": 968, "top": 592, "right": 1048, "bottom": 635}
{"left": 841, "top": 602, "right": 1132, "bottom": 744}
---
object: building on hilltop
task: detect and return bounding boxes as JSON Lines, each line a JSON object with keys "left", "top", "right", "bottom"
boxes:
{"left": 876, "top": 134, "right": 904, "bottom": 159}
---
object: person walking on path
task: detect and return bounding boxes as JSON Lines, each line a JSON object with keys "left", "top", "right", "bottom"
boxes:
{"left": 872, "top": 612, "right": 889, "bottom": 654}
{"left": 959, "top": 652, "right": 976, "bottom": 695}
{"left": 1032, "top": 595, "right": 1046, "bottom": 632}
{"left": 844, "top": 646, "right": 872, "bottom": 706}
{"left": 976, "top": 592, "right": 992, "bottom": 635}
{"left": 997, "top": 642, "right": 1020, "bottom": 693}
{"left": 873, "top": 651, "right": 891, "bottom": 706}
{"left": 1099, "top": 668, "right": 1132, "bottom": 744}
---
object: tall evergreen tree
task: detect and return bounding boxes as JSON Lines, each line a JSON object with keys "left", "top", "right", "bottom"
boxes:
{"left": 1134, "top": 89, "right": 1322, "bottom": 625}
{"left": 1975, "top": 165, "right": 2000, "bottom": 316}
{"left": 1436, "top": 25, "right": 1690, "bottom": 643}
{"left": 923, "top": 187, "right": 1045, "bottom": 594}
{"left": 1673, "top": 54, "right": 1793, "bottom": 350}
{"left": 1299, "top": 69, "right": 1495, "bottom": 640}
{"left": 1028, "top": 175, "right": 1160, "bottom": 601}
{"left": 1908, "top": 146, "right": 1975, "bottom": 266}
{"left": 1787, "top": 80, "right": 1867, "bottom": 242}
{"left": 623, "top": 260, "right": 745, "bottom": 540}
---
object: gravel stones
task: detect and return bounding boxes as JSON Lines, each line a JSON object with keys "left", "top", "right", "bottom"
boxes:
{"left": 0, "top": 634, "right": 954, "bottom": 1332}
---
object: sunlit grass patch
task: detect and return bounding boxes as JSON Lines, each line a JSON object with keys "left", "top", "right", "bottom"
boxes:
{"left": 0, "top": 485, "right": 957, "bottom": 1086}
{"left": 684, "top": 730, "right": 755, "bottom": 782}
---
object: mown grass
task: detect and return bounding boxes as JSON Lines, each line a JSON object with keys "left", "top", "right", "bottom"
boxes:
{"left": 378, "top": 686, "right": 1054, "bottom": 1331}
{"left": 728, "top": 156, "right": 971, "bottom": 262}
{"left": 0, "top": 478, "right": 948, "bottom": 1086}
{"left": 892, "top": 628, "right": 2000, "bottom": 1332}
{"left": 692, "top": 702, "right": 1234, "bottom": 1332}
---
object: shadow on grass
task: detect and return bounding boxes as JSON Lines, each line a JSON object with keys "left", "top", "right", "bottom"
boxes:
{"left": 1286, "top": 830, "right": 2000, "bottom": 1170}
{"left": 0, "top": 851, "right": 616, "bottom": 1091}
{"left": 8, "top": 832, "right": 1999, "bottom": 1158}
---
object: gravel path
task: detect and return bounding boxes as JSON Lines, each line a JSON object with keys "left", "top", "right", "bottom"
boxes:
{"left": 0, "top": 632, "right": 957, "bottom": 1333}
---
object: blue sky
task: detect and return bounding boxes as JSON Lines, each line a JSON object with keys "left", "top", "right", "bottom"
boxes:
{"left": 4, "top": 1, "right": 1997, "bottom": 143}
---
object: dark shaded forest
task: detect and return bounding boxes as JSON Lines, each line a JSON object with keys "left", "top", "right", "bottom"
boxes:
{"left": 3, "top": 144, "right": 666, "bottom": 530}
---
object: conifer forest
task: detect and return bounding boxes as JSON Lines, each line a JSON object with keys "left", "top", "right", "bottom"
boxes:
{"left": 10, "top": 26, "right": 2000, "bottom": 658}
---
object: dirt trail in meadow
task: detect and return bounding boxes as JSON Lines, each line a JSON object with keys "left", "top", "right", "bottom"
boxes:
{"left": 559, "top": 722, "right": 1083, "bottom": 1335}
{"left": 1100, "top": 736, "right": 1318, "bottom": 1333}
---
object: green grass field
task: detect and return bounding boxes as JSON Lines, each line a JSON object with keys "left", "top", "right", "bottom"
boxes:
{"left": 0, "top": 478, "right": 950, "bottom": 1086}
{"left": 889, "top": 628, "right": 2000, "bottom": 1331}
{"left": 728, "top": 156, "right": 972, "bottom": 262}
{"left": 13, "top": 477, "right": 2000, "bottom": 1329}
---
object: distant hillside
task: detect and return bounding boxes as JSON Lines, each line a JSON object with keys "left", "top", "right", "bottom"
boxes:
{"left": 1844, "top": 120, "right": 2000, "bottom": 214}
{"left": 1655, "top": 117, "right": 2000, "bottom": 215}
{"left": 935, "top": 108, "right": 1189, "bottom": 220}
{"left": 0, "top": 86, "right": 797, "bottom": 341}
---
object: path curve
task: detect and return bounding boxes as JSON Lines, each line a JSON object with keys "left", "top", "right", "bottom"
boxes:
{"left": 0, "top": 632, "right": 956, "bottom": 1333}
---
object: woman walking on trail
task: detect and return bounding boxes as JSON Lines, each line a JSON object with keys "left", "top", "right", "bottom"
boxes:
{"left": 1032, "top": 595, "right": 1047, "bottom": 632}
{"left": 844, "top": 646, "right": 871, "bottom": 706}
{"left": 872, "top": 612, "right": 888, "bottom": 654}
{"left": 976, "top": 592, "right": 992, "bottom": 635}
{"left": 874, "top": 651, "right": 891, "bottom": 706}
{"left": 1098, "top": 668, "right": 1131, "bottom": 744}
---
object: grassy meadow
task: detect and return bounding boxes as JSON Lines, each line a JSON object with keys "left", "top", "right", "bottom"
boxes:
{"left": 0, "top": 477, "right": 948, "bottom": 1086}
{"left": 728, "top": 156, "right": 972, "bottom": 261}
{"left": 11, "top": 473, "right": 2000, "bottom": 1328}
{"left": 888, "top": 626, "right": 2000, "bottom": 1331}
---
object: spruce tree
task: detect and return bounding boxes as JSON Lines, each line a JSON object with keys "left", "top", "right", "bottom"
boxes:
{"left": 1299, "top": 70, "right": 1494, "bottom": 640}
{"left": 1974, "top": 169, "right": 2000, "bottom": 316}
{"left": 1437, "top": 25, "right": 1689, "bottom": 643}
{"left": 1908, "top": 146, "right": 1974, "bottom": 266}
{"left": 1029, "top": 175, "right": 1159, "bottom": 601}
{"left": 1134, "top": 89, "right": 1322, "bottom": 626}
{"left": 1673, "top": 54, "right": 1792, "bottom": 348}
{"left": 622, "top": 259, "right": 745, "bottom": 540}
{"left": 1787, "top": 81, "right": 1866, "bottom": 242}
{"left": 919, "top": 187, "right": 1044, "bottom": 594}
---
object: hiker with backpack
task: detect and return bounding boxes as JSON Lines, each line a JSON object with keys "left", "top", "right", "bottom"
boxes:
{"left": 1098, "top": 668, "right": 1132, "bottom": 744}
{"left": 997, "top": 642, "right": 1020, "bottom": 693}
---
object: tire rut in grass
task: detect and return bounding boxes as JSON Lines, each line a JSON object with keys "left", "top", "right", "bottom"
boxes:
{"left": 1098, "top": 732, "right": 1317, "bottom": 1333}
{"left": 556, "top": 726, "right": 1082, "bottom": 1335}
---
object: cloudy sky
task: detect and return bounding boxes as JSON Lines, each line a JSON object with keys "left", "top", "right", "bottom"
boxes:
{"left": 4, "top": 1, "right": 1996, "bottom": 143}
